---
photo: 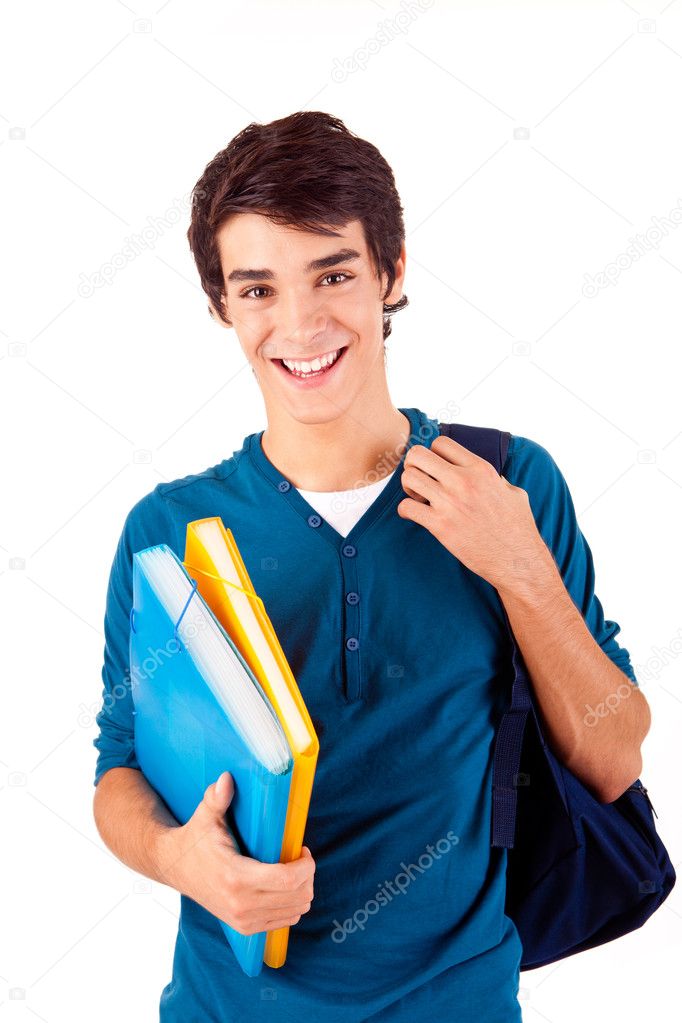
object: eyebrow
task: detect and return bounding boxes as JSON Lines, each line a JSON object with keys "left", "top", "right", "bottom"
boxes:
{"left": 226, "top": 247, "right": 362, "bottom": 284}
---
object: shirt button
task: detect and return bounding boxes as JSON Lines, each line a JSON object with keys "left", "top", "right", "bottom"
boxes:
{"left": 307, "top": 514, "right": 322, "bottom": 528}
{"left": 346, "top": 637, "right": 359, "bottom": 651}
{"left": 346, "top": 591, "right": 360, "bottom": 605}
{"left": 278, "top": 480, "right": 291, "bottom": 493}
{"left": 342, "top": 543, "right": 356, "bottom": 558}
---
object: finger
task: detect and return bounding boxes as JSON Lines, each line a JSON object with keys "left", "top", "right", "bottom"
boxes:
{"left": 396, "top": 497, "right": 434, "bottom": 528}
{"left": 236, "top": 891, "right": 312, "bottom": 930}
{"left": 263, "top": 913, "right": 304, "bottom": 930}
{"left": 238, "top": 851, "right": 316, "bottom": 894}
{"left": 401, "top": 480, "right": 429, "bottom": 503}
{"left": 237, "top": 886, "right": 314, "bottom": 914}
{"left": 427, "top": 434, "right": 478, "bottom": 468}
{"left": 401, "top": 466, "right": 440, "bottom": 504}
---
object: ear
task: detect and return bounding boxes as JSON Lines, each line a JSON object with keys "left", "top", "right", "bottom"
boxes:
{"left": 382, "top": 239, "right": 407, "bottom": 306}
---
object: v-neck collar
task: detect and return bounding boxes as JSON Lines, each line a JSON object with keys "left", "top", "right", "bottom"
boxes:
{"left": 246, "top": 406, "right": 441, "bottom": 550}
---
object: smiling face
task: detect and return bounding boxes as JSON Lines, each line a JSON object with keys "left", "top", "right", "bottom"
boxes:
{"left": 213, "top": 213, "right": 406, "bottom": 426}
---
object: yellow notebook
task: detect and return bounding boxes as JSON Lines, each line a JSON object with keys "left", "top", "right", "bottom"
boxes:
{"left": 183, "top": 517, "right": 319, "bottom": 969}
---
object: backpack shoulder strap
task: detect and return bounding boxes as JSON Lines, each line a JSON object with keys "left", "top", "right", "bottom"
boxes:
{"left": 438, "top": 420, "right": 534, "bottom": 849}
{"left": 438, "top": 422, "right": 511, "bottom": 475}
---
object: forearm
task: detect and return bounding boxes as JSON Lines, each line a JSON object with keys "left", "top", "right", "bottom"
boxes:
{"left": 496, "top": 549, "right": 650, "bottom": 801}
{"left": 93, "top": 767, "right": 182, "bottom": 887}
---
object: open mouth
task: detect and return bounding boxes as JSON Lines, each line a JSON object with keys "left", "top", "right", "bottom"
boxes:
{"left": 272, "top": 345, "right": 349, "bottom": 384}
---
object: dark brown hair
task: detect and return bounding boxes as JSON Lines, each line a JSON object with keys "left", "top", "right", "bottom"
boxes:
{"left": 186, "top": 111, "right": 408, "bottom": 341}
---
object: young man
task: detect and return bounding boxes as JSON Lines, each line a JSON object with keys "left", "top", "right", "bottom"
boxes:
{"left": 92, "top": 111, "right": 650, "bottom": 1022}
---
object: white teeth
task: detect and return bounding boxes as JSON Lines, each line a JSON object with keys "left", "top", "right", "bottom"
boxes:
{"left": 282, "top": 348, "right": 342, "bottom": 376}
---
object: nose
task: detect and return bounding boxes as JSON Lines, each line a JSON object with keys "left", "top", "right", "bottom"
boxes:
{"left": 277, "top": 290, "right": 329, "bottom": 354}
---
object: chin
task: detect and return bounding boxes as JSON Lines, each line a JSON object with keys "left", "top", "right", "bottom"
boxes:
{"left": 284, "top": 405, "right": 352, "bottom": 427}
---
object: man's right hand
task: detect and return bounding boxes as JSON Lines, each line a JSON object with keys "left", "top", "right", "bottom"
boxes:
{"left": 156, "top": 771, "right": 316, "bottom": 937}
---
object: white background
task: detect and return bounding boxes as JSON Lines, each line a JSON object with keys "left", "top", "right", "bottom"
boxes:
{"left": 1, "top": 0, "right": 681, "bottom": 1020}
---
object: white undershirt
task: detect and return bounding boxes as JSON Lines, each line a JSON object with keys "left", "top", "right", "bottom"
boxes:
{"left": 296, "top": 469, "right": 397, "bottom": 537}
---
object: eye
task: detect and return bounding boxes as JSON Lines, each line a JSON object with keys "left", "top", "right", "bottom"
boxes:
{"left": 239, "top": 272, "right": 353, "bottom": 300}
{"left": 320, "top": 272, "right": 352, "bottom": 287}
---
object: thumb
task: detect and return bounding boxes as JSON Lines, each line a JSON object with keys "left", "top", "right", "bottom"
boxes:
{"left": 299, "top": 845, "right": 316, "bottom": 869}
{"left": 201, "top": 771, "right": 235, "bottom": 823}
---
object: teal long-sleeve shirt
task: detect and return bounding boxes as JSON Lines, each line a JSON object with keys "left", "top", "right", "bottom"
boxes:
{"left": 93, "top": 405, "right": 638, "bottom": 1022}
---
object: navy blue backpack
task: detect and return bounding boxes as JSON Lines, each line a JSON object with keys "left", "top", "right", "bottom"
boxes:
{"left": 439, "top": 422, "right": 676, "bottom": 970}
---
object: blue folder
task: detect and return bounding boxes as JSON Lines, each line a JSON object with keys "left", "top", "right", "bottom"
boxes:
{"left": 129, "top": 543, "right": 293, "bottom": 978}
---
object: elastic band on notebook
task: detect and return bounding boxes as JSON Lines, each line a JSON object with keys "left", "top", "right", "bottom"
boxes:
{"left": 183, "top": 562, "right": 266, "bottom": 614}
{"left": 173, "top": 578, "right": 198, "bottom": 651}
{"left": 129, "top": 607, "right": 136, "bottom": 634}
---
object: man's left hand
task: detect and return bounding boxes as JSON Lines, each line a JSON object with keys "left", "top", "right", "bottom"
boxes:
{"left": 396, "top": 435, "right": 552, "bottom": 592}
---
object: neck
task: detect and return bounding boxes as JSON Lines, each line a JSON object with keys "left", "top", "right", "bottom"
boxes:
{"left": 260, "top": 400, "right": 412, "bottom": 492}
